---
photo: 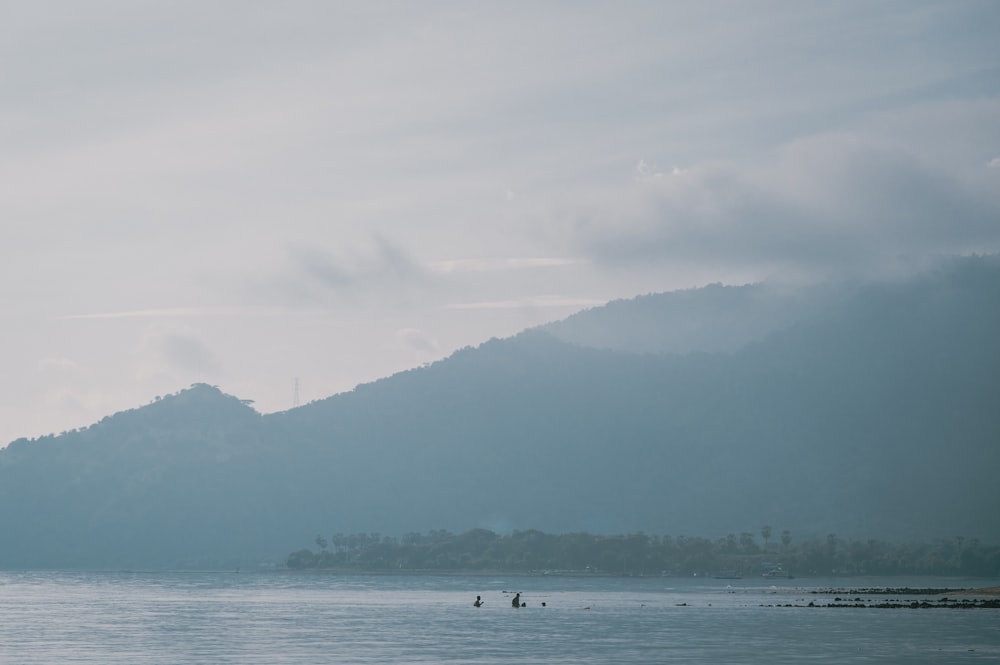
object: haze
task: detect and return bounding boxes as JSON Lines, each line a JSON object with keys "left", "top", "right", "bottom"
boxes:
{"left": 2, "top": 1, "right": 999, "bottom": 444}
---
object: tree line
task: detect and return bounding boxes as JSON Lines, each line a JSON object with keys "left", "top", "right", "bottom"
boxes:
{"left": 287, "top": 527, "right": 1000, "bottom": 577}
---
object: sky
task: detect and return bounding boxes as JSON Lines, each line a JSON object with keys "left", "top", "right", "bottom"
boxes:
{"left": 2, "top": 0, "right": 999, "bottom": 444}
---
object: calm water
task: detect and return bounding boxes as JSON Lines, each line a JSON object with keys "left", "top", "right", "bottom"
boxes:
{"left": 0, "top": 571, "right": 998, "bottom": 664}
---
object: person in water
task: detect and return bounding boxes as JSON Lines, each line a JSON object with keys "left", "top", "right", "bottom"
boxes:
{"left": 474, "top": 595, "right": 483, "bottom": 607}
{"left": 511, "top": 592, "right": 521, "bottom": 608}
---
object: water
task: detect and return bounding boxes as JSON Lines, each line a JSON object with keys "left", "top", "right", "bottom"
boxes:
{"left": 1, "top": 571, "right": 998, "bottom": 664}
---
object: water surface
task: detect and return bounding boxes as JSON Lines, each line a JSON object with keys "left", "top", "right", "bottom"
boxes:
{"left": 1, "top": 572, "right": 997, "bottom": 663}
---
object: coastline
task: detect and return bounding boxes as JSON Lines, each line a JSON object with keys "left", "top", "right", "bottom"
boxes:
{"left": 955, "top": 586, "right": 1000, "bottom": 597}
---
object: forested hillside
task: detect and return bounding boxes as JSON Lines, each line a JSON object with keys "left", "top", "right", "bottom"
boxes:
{"left": 1, "top": 256, "right": 997, "bottom": 569}
{"left": 285, "top": 528, "right": 1000, "bottom": 577}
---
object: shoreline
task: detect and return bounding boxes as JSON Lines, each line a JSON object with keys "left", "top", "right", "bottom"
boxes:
{"left": 954, "top": 586, "right": 1000, "bottom": 597}
{"left": 764, "top": 585, "right": 1000, "bottom": 609}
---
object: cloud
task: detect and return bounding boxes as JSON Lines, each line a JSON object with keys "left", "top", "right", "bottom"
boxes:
{"left": 57, "top": 307, "right": 276, "bottom": 321}
{"left": 446, "top": 296, "right": 607, "bottom": 310}
{"left": 556, "top": 133, "right": 1000, "bottom": 280}
{"left": 136, "top": 326, "right": 221, "bottom": 385}
{"left": 395, "top": 328, "right": 439, "bottom": 355}
{"left": 430, "top": 257, "right": 585, "bottom": 273}
{"left": 158, "top": 333, "right": 219, "bottom": 372}
{"left": 41, "top": 388, "right": 101, "bottom": 422}
{"left": 3, "top": 0, "right": 999, "bottom": 448}
{"left": 294, "top": 248, "right": 354, "bottom": 289}
{"left": 38, "top": 357, "right": 88, "bottom": 375}
{"left": 635, "top": 159, "right": 687, "bottom": 180}
{"left": 274, "top": 234, "right": 428, "bottom": 305}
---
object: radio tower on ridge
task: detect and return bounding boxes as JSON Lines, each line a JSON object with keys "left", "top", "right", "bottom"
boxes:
{"left": 293, "top": 377, "right": 300, "bottom": 408}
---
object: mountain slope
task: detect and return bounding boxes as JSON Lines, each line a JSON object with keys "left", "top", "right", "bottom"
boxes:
{"left": 542, "top": 281, "right": 827, "bottom": 354}
{"left": 0, "top": 256, "right": 997, "bottom": 568}
{"left": 276, "top": 256, "right": 999, "bottom": 541}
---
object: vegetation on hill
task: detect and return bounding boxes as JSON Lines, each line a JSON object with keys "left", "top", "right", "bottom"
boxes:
{"left": 286, "top": 528, "right": 1000, "bottom": 577}
{"left": 0, "top": 256, "right": 997, "bottom": 569}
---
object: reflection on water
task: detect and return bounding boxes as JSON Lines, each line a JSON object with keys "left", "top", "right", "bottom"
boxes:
{"left": 0, "top": 572, "right": 998, "bottom": 664}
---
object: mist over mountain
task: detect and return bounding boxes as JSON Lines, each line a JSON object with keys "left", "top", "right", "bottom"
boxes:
{"left": 542, "top": 281, "right": 833, "bottom": 354}
{"left": 1, "top": 256, "right": 997, "bottom": 569}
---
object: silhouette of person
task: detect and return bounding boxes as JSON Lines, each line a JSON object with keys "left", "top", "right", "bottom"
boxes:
{"left": 512, "top": 592, "right": 521, "bottom": 608}
{"left": 474, "top": 595, "right": 483, "bottom": 607}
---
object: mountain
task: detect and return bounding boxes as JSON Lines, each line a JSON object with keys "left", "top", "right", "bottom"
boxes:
{"left": 1, "top": 256, "right": 997, "bottom": 569}
{"left": 542, "top": 281, "right": 834, "bottom": 354}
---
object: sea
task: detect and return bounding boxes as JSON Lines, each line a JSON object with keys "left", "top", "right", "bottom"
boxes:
{"left": 1, "top": 571, "right": 997, "bottom": 664}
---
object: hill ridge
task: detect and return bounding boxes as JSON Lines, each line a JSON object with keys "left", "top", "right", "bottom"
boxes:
{"left": 0, "top": 255, "right": 997, "bottom": 568}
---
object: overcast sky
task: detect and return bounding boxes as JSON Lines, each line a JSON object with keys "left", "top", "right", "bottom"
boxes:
{"left": 2, "top": 0, "right": 999, "bottom": 444}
